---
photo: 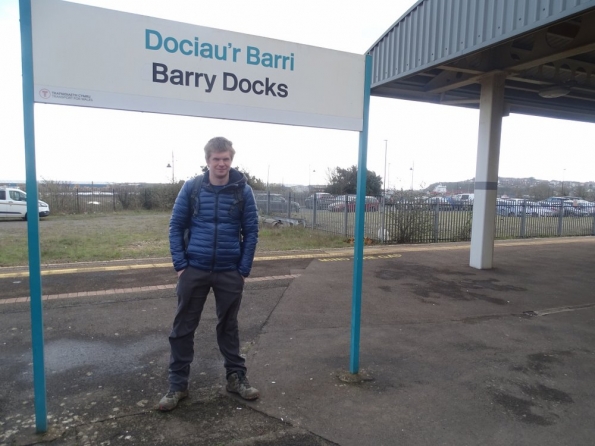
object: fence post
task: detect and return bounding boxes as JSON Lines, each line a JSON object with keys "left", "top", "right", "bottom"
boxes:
{"left": 379, "top": 196, "right": 386, "bottom": 243}
{"left": 76, "top": 188, "right": 79, "bottom": 214}
{"left": 520, "top": 200, "right": 527, "bottom": 238}
{"left": 557, "top": 202, "right": 564, "bottom": 236}
{"left": 433, "top": 206, "right": 439, "bottom": 243}
{"left": 592, "top": 211, "right": 595, "bottom": 236}
{"left": 287, "top": 192, "right": 291, "bottom": 219}
{"left": 312, "top": 194, "right": 317, "bottom": 229}
{"left": 266, "top": 190, "right": 270, "bottom": 215}
{"left": 343, "top": 195, "right": 349, "bottom": 238}
{"left": 112, "top": 188, "right": 116, "bottom": 211}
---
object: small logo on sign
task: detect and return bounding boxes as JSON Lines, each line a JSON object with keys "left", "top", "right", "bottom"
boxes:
{"left": 39, "top": 89, "right": 51, "bottom": 99}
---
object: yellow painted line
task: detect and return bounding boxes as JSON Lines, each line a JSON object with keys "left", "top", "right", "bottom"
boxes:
{"left": 0, "top": 236, "right": 592, "bottom": 279}
{"left": 319, "top": 254, "right": 402, "bottom": 262}
{"left": 0, "top": 256, "right": 325, "bottom": 278}
{"left": 0, "top": 274, "right": 302, "bottom": 305}
{"left": 0, "top": 262, "right": 172, "bottom": 279}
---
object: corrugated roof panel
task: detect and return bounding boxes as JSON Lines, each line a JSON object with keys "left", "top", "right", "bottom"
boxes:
{"left": 369, "top": 0, "right": 595, "bottom": 87}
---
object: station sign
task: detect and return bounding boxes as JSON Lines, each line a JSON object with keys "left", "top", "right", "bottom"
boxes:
{"left": 30, "top": 0, "right": 365, "bottom": 131}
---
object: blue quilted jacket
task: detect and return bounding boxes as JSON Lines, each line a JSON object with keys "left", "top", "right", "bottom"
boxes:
{"left": 169, "top": 168, "right": 259, "bottom": 276}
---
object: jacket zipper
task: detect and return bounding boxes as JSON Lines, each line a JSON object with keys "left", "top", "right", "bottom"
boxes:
{"left": 211, "top": 189, "right": 220, "bottom": 270}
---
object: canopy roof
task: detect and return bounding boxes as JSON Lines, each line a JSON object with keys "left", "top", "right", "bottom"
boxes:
{"left": 368, "top": 0, "right": 595, "bottom": 122}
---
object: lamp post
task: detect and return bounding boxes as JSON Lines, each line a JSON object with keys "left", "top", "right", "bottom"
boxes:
{"left": 166, "top": 151, "right": 175, "bottom": 183}
{"left": 380, "top": 140, "right": 388, "bottom": 243}
{"left": 562, "top": 168, "right": 566, "bottom": 196}
{"left": 383, "top": 140, "right": 388, "bottom": 197}
{"left": 410, "top": 161, "right": 414, "bottom": 191}
{"left": 387, "top": 163, "right": 391, "bottom": 190}
{"left": 266, "top": 165, "right": 270, "bottom": 191}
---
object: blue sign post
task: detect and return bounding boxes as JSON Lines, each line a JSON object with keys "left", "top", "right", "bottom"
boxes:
{"left": 350, "top": 55, "right": 372, "bottom": 374}
{"left": 18, "top": 0, "right": 48, "bottom": 433}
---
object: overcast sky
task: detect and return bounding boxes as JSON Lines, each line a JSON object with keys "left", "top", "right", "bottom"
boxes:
{"left": 1, "top": 0, "right": 594, "bottom": 189}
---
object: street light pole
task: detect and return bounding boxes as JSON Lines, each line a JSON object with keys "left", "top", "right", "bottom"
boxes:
{"left": 388, "top": 163, "right": 391, "bottom": 190}
{"left": 410, "top": 161, "right": 414, "bottom": 190}
{"left": 166, "top": 151, "right": 175, "bottom": 183}
{"left": 379, "top": 140, "right": 389, "bottom": 243}
{"left": 562, "top": 168, "right": 566, "bottom": 195}
{"left": 383, "top": 140, "right": 388, "bottom": 197}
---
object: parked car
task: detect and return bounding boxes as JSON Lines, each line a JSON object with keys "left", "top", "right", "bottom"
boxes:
{"left": 451, "top": 193, "right": 474, "bottom": 210}
{"left": 525, "top": 201, "right": 557, "bottom": 217}
{"left": 254, "top": 193, "right": 300, "bottom": 214}
{"left": 423, "top": 196, "right": 452, "bottom": 210}
{"left": 327, "top": 195, "right": 354, "bottom": 212}
{"left": 563, "top": 200, "right": 593, "bottom": 217}
{"left": 0, "top": 187, "right": 50, "bottom": 220}
{"left": 538, "top": 197, "right": 592, "bottom": 217}
{"left": 496, "top": 199, "right": 513, "bottom": 216}
{"left": 496, "top": 198, "right": 533, "bottom": 217}
{"left": 328, "top": 195, "right": 379, "bottom": 212}
{"left": 304, "top": 192, "right": 335, "bottom": 209}
{"left": 574, "top": 200, "right": 595, "bottom": 216}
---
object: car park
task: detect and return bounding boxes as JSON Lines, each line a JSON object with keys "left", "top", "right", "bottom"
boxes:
{"left": 0, "top": 186, "right": 50, "bottom": 220}
{"left": 254, "top": 193, "right": 300, "bottom": 214}
{"left": 304, "top": 192, "right": 335, "bottom": 209}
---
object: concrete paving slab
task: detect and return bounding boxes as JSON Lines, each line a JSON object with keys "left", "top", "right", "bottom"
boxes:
{"left": 246, "top": 239, "right": 595, "bottom": 446}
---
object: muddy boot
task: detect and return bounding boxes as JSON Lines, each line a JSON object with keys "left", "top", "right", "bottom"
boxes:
{"left": 158, "top": 389, "right": 189, "bottom": 411}
{"left": 226, "top": 372, "right": 260, "bottom": 400}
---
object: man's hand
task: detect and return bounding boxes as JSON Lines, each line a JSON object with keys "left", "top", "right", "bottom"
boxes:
{"left": 177, "top": 269, "right": 185, "bottom": 278}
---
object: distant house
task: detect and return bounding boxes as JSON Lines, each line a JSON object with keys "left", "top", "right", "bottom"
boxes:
{"left": 291, "top": 185, "right": 310, "bottom": 193}
{"left": 433, "top": 184, "right": 447, "bottom": 194}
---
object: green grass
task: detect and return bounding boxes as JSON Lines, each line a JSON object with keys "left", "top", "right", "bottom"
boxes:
{"left": 257, "top": 226, "right": 347, "bottom": 251}
{"left": 0, "top": 211, "right": 348, "bottom": 267}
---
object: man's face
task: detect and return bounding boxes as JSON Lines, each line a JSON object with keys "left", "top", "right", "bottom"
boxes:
{"left": 207, "top": 150, "right": 233, "bottom": 181}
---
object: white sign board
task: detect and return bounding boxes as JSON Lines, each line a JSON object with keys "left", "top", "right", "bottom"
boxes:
{"left": 30, "top": 0, "right": 365, "bottom": 131}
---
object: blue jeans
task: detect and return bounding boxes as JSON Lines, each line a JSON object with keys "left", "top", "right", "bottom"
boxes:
{"left": 168, "top": 267, "right": 246, "bottom": 391}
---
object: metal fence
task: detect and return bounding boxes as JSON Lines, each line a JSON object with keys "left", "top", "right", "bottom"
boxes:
{"left": 39, "top": 183, "right": 595, "bottom": 243}
{"left": 38, "top": 183, "right": 180, "bottom": 214}
{"left": 255, "top": 192, "right": 595, "bottom": 243}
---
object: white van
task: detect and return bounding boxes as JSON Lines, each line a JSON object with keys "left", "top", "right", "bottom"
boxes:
{"left": 0, "top": 187, "right": 50, "bottom": 220}
{"left": 451, "top": 193, "right": 474, "bottom": 210}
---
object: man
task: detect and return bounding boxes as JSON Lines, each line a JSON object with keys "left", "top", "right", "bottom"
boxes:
{"left": 159, "top": 136, "right": 259, "bottom": 411}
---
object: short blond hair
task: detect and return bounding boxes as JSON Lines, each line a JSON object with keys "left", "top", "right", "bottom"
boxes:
{"left": 204, "top": 137, "right": 235, "bottom": 162}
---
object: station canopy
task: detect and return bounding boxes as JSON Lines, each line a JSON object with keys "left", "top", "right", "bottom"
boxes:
{"left": 367, "top": 0, "right": 595, "bottom": 123}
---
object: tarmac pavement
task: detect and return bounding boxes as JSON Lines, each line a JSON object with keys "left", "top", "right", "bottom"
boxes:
{"left": 1, "top": 237, "right": 594, "bottom": 445}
